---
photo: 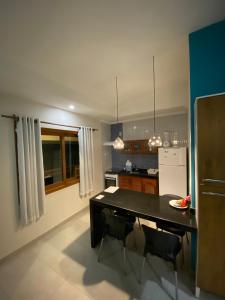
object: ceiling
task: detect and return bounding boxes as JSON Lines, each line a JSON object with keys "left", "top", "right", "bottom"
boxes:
{"left": 0, "top": 0, "right": 225, "bottom": 122}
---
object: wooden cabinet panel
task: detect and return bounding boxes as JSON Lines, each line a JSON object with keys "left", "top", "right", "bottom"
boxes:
{"left": 121, "top": 140, "right": 158, "bottom": 155}
{"left": 197, "top": 191, "right": 225, "bottom": 296}
{"left": 142, "top": 178, "right": 158, "bottom": 194}
{"left": 123, "top": 142, "right": 132, "bottom": 154}
{"left": 119, "top": 176, "right": 131, "bottom": 190}
{"left": 142, "top": 140, "right": 152, "bottom": 154}
{"left": 131, "top": 177, "right": 142, "bottom": 192}
{"left": 132, "top": 141, "right": 143, "bottom": 154}
{"left": 119, "top": 175, "right": 158, "bottom": 194}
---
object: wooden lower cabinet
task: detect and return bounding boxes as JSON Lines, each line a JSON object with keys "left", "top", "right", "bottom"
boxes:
{"left": 142, "top": 178, "right": 158, "bottom": 194}
{"left": 119, "top": 177, "right": 130, "bottom": 190}
{"left": 119, "top": 175, "right": 158, "bottom": 194}
{"left": 131, "top": 177, "right": 142, "bottom": 192}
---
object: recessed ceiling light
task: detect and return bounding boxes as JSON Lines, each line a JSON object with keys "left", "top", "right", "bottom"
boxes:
{"left": 69, "top": 105, "right": 74, "bottom": 110}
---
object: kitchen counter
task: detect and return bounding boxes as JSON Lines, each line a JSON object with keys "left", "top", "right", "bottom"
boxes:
{"left": 119, "top": 170, "right": 158, "bottom": 179}
{"left": 105, "top": 169, "right": 159, "bottom": 194}
{"left": 105, "top": 169, "right": 158, "bottom": 179}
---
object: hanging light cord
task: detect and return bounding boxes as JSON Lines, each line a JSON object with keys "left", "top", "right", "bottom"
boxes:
{"left": 116, "top": 76, "right": 119, "bottom": 123}
{"left": 153, "top": 56, "right": 156, "bottom": 135}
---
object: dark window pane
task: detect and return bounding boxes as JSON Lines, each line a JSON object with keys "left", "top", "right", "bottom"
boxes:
{"left": 41, "top": 135, "right": 62, "bottom": 186}
{"left": 65, "top": 136, "right": 79, "bottom": 179}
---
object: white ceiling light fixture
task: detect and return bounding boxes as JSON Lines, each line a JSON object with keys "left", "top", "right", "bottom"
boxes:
{"left": 113, "top": 76, "right": 124, "bottom": 150}
{"left": 148, "top": 56, "right": 162, "bottom": 150}
{"left": 69, "top": 105, "right": 74, "bottom": 110}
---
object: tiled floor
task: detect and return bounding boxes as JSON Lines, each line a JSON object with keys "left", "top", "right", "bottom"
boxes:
{"left": 0, "top": 207, "right": 223, "bottom": 300}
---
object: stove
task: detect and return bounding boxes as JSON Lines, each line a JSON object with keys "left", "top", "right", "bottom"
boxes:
{"left": 104, "top": 170, "right": 121, "bottom": 188}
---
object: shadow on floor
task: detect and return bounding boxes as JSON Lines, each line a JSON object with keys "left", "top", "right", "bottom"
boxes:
{"left": 63, "top": 223, "right": 196, "bottom": 300}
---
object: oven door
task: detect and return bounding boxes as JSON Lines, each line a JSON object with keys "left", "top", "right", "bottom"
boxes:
{"left": 105, "top": 176, "right": 117, "bottom": 188}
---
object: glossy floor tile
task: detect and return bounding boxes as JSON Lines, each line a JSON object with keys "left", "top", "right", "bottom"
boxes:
{"left": 0, "top": 208, "right": 223, "bottom": 300}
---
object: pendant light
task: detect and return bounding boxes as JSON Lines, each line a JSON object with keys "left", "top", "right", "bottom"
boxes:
{"left": 113, "top": 76, "right": 124, "bottom": 150}
{"left": 148, "top": 56, "right": 162, "bottom": 150}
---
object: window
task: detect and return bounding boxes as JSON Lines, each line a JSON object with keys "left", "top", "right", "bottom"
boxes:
{"left": 41, "top": 128, "right": 79, "bottom": 194}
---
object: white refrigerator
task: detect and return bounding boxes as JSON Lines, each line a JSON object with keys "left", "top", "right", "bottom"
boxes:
{"left": 159, "top": 147, "right": 187, "bottom": 198}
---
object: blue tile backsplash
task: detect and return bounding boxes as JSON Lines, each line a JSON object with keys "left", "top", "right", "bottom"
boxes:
{"left": 112, "top": 150, "right": 158, "bottom": 170}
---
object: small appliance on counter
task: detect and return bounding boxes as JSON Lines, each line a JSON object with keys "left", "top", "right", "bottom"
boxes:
{"left": 147, "top": 168, "right": 158, "bottom": 176}
{"left": 125, "top": 160, "right": 132, "bottom": 172}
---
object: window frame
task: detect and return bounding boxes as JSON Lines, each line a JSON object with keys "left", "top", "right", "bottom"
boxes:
{"left": 41, "top": 128, "right": 79, "bottom": 194}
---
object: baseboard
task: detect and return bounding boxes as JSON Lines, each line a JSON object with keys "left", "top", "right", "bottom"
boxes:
{"left": 0, "top": 205, "right": 89, "bottom": 264}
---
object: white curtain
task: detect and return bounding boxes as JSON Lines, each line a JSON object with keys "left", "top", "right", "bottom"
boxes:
{"left": 16, "top": 117, "right": 45, "bottom": 225}
{"left": 78, "top": 126, "right": 94, "bottom": 197}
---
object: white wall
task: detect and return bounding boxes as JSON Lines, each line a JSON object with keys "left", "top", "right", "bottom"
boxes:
{"left": 0, "top": 94, "right": 105, "bottom": 260}
{"left": 101, "top": 123, "right": 112, "bottom": 172}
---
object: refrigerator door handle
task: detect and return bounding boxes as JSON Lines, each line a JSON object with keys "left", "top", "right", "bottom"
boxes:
{"left": 202, "top": 178, "right": 225, "bottom": 184}
{"left": 202, "top": 191, "right": 225, "bottom": 198}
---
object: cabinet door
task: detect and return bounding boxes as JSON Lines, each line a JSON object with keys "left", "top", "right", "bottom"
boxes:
{"left": 142, "top": 140, "right": 150, "bottom": 153}
{"left": 119, "top": 176, "right": 131, "bottom": 189}
{"left": 131, "top": 177, "right": 142, "bottom": 192}
{"left": 142, "top": 178, "right": 158, "bottom": 194}
{"left": 197, "top": 190, "right": 225, "bottom": 296}
{"left": 132, "top": 141, "right": 142, "bottom": 154}
{"left": 121, "top": 140, "right": 159, "bottom": 154}
{"left": 123, "top": 142, "right": 132, "bottom": 153}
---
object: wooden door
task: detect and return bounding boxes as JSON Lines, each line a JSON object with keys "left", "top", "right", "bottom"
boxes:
{"left": 197, "top": 94, "right": 225, "bottom": 297}
{"left": 197, "top": 189, "right": 225, "bottom": 296}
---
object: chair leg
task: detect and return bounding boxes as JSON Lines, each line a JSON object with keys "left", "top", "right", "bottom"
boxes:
{"left": 139, "top": 256, "right": 146, "bottom": 284}
{"left": 123, "top": 246, "right": 127, "bottom": 274}
{"left": 138, "top": 218, "right": 141, "bottom": 229}
{"left": 181, "top": 236, "right": 184, "bottom": 265}
{"left": 185, "top": 232, "right": 189, "bottom": 244}
{"left": 174, "top": 270, "right": 178, "bottom": 300}
{"left": 98, "top": 237, "right": 104, "bottom": 262}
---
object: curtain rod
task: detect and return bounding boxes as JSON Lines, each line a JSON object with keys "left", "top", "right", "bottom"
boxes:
{"left": 1, "top": 114, "right": 98, "bottom": 131}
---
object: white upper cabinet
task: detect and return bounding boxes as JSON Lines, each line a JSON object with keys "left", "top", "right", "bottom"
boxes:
{"left": 122, "top": 114, "right": 188, "bottom": 142}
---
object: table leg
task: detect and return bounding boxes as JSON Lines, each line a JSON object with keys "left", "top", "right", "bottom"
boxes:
{"left": 90, "top": 201, "right": 103, "bottom": 248}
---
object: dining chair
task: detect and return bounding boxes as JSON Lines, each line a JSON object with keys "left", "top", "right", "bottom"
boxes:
{"left": 140, "top": 224, "right": 181, "bottom": 300}
{"left": 113, "top": 209, "right": 136, "bottom": 225}
{"left": 156, "top": 194, "right": 189, "bottom": 262}
{"left": 111, "top": 207, "right": 141, "bottom": 229}
{"left": 98, "top": 208, "right": 135, "bottom": 273}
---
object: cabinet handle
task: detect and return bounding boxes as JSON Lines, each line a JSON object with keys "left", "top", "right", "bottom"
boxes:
{"left": 202, "top": 178, "right": 225, "bottom": 184}
{"left": 202, "top": 191, "right": 225, "bottom": 198}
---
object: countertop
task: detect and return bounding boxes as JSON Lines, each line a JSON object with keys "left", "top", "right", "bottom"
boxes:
{"left": 105, "top": 169, "right": 158, "bottom": 179}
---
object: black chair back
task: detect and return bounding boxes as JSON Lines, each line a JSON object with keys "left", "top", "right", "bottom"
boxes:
{"left": 142, "top": 225, "right": 181, "bottom": 267}
{"left": 101, "top": 209, "right": 134, "bottom": 243}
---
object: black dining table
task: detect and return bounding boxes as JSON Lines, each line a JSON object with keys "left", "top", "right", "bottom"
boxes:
{"left": 89, "top": 188, "right": 197, "bottom": 248}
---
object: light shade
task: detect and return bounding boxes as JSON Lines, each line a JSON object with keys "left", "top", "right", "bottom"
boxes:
{"left": 148, "top": 135, "right": 162, "bottom": 150}
{"left": 113, "top": 136, "right": 124, "bottom": 150}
